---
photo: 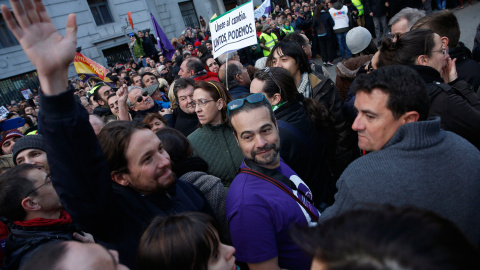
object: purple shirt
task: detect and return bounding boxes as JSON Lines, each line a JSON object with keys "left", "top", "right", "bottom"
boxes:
{"left": 226, "top": 160, "right": 319, "bottom": 269}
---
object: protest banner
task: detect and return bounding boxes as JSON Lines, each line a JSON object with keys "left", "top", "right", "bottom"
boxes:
{"left": 0, "top": 106, "right": 8, "bottom": 120}
{"left": 210, "top": 1, "right": 257, "bottom": 59}
{"left": 254, "top": 0, "right": 271, "bottom": 19}
{"left": 74, "top": 52, "right": 113, "bottom": 83}
{"left": 21, "top": 89, "right": 32, "bottom": 100}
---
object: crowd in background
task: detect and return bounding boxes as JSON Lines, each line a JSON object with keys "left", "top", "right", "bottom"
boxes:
{"left": 1, "top": 0, "right": 480, "bottom": 269}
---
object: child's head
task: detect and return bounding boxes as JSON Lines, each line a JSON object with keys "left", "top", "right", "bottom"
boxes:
{"left": 138, "top": 212, "right": 236, "bottom": 270}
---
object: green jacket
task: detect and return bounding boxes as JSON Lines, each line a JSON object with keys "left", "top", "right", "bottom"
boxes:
{"left": 188, "top": 123, "right": 244, "bottom": 187}
{"left": 131, "top": 33, "right": 145, "bottom": 58}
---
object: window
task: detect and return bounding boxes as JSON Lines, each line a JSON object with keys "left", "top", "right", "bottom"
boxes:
{"left": 88, "top": 0, "right": 113, "bottom": 26}
{"left": 178, "top": 1, "right": 199, "bottom": 29}
{"left": 0, "top": 12, "right": 19, "bottom": 49}
{"left": 0, "top": 71, "right": 39, "bottom": 105}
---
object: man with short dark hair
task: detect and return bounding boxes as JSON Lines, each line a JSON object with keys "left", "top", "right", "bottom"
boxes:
{"left": 226, "top": 94, "right": 320, "bottom": 270}
{"left": 90, "top": 82, "right": 114, "bottom": 119}
{"left": 320, "top": 65, "right": 480, "bottom": 244}
{"left": 218, "top": 60, "right": 251, "bottom": 98}
{"left": 178, "top": 57, "right": 219, "bottom": 82}
{"left": 0, "top": 164, "right": 94, "bottom": 269}
{"left": 141, "top": 72, "right": 158, "bottom": 87}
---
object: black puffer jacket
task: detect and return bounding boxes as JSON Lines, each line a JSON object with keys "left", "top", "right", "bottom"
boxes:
{"left": 4, "top": 222, "right": 80, "bottom": 270}
{"left": 275, "top": 99, "right": 336, "bottom": 209}
{"left": 411, "top": 65, "right": 480, "bottom": 150}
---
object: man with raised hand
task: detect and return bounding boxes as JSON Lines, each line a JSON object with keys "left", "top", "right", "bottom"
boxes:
{"left": 1, "top": 1, "right": 211, "bottom": 268}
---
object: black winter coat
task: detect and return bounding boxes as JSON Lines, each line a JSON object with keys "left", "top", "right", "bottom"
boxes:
{"left": 365, "top": 0, "right": 387, "bottom": 16}
{"left": 449, "top": 45, "right": 480, "bottom": 93}
{"left": 411, "top": 65, "right": 480, "bottom": 150}
{"left": 4, "top": 222, "right": 80, "bottom": 270}
{"left": 312, "top": 11, "right": 335, "bottom": 39}
{"left": 275, "top": 99, "right": 336, "bottom": 208}
{"left": 39, "top": 91, "right": 212, "bottom": 269}
{"left": 310, "top": 71, "right": 360, "bottom": 178}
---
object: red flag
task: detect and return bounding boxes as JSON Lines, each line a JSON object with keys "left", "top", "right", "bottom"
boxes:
{"left": 128, "top": 12, "right": 134, "bottom": 30}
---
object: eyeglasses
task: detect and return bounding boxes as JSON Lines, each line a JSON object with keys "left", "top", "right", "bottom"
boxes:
{"left": 25, "top": 174, "right": 52, "bottom": 198}
{"left": 193, "top": 99, "right": 216, "bottom": 107}
{"left": 263, "top": 67, "right": 282, "bottom": 93}
{"left": 227, "top": 93, "right": 270, "bottom": 116}
{"left": 132, "top": 91, "right": 149, "bottom": 106}
{"left": 432, "top": 45, "right": 449, "bottom": 55}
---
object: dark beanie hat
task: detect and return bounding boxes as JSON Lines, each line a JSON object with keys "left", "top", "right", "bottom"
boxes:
{"left": 12, "top": 134, "right": 46, "bottom": 165}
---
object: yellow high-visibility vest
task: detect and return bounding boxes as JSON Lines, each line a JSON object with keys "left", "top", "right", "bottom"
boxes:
{"left": 260, "top": 33, "right": 278, "bottom": 56}
{"left": 352, "top": 0, "right": 364, "bottom": 16}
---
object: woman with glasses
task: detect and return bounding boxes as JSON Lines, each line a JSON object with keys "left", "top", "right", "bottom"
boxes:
{"left": 187, "top": 81, "right": 244, "bottom": 187}
{"left": 390, "top": 29, "right": 480, "bottom": 149}
{"left": 250, "top": 67, "right": 336, "bottom": 209}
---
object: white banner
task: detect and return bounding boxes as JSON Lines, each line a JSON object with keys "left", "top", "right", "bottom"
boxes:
{"left": 210, "top": 1, "right": 257, "bottom": 59}
{"left": 254, "top": 0, "right": 271, "bottom": 19}
{"left": 0, "top": 106, "right": 8, "bottom": 120}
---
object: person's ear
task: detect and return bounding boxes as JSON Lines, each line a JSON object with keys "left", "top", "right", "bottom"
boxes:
{"left": 271, "top": 93, "right": 282, "bottom": 105}
{"left": 402, "top": 111, "right": 420, "bottom": 124}
{"left": 416, "top": 55, "right": 428, "bottom": 66}
{"left": 441, "top": 36, "right": 449, "bottom": 49}
{"left": 216, "top": 99, "right": 224, "bottom": 111}
{"left": 97, "top": 99, "right": 106, "bottom": 106}
{"left": 111, "top": 171, "right": 130, "bottom": 187}
{"left": 235, "top": 73, "right": 242, "bottom": 83}
{"left": 21, "top": 197, "right": 40, "bottom": 212}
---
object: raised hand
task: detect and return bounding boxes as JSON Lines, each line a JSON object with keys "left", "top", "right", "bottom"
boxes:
{"left": 1, "top": 0, "right": 77, "bottom": 95}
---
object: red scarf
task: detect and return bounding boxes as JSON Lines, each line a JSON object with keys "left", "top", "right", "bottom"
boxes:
{"left": 14, "top": 210, "right": 73, "bottom": 227}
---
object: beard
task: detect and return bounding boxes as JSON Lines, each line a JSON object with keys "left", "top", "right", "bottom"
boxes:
{"left": 247, "top": 143, "right": 280, "bottom": 167}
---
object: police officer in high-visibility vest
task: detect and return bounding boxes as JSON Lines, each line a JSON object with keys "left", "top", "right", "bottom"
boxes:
{"left": 352, "top": 0, "right": 365, "bottom": 27}
{"left": 259, "top": 24, "right": 279, "bottom": 57}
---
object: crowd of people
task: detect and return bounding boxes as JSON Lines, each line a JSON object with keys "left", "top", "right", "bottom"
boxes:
{"left": 0, "top": 0, "right": 480, "bottom": 269}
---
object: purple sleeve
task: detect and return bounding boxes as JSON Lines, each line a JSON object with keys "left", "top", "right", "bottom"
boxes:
{"left": 228, "top": 204, "right": 278, "bottom": 263}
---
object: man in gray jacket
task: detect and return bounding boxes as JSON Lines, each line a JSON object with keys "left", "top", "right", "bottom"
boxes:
{"left": 320, "top": 65, "right": 480, "bottom": 245}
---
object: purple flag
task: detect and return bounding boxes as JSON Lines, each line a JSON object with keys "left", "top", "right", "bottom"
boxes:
{"left": 150, "top": 13, "right": 176, "bottom": 60}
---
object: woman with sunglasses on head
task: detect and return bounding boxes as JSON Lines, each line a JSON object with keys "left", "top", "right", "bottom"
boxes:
{"left": 250, "top": 67, "right": 336, "bottom": 209}
{"left": 187, "top": 81, "right": 244, "bottom": 187}
{"left": 390, "top": 29, "right": 480, "bottom": 149}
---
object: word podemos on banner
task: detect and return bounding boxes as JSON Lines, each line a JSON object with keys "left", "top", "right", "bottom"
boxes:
{"left": 210, "top": 1, "right": 257, "bottom": 59}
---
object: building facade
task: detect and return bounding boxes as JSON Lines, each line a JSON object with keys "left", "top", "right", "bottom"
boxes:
{"left": 0, "top": 0, "right": 227, "bottom": 105}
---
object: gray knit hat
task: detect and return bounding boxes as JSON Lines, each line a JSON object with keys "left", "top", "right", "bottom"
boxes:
{"left": 346, "top": 27, "right": 372, "bottom": 55}
{"left": 12, "top": 134, "right": 46, "bottom": 165}
{"left": 144, "top": 84, "right": 159, "bottom": 96}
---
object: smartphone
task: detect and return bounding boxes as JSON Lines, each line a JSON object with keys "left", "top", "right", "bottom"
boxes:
{"left": 0, "top": 117, "right": 25, "bottom": 131}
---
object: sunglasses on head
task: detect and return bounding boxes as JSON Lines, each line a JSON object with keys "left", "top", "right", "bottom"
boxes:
{"left": 227, "top": 93, "right": 270, "bottom": 116}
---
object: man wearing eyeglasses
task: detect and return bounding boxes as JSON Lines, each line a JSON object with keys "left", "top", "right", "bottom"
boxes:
{"left": 226, "top": 93, "right": 320, "bottom": 270}
{"left": 0, "top": 164, "right": 95, "bottom": 269}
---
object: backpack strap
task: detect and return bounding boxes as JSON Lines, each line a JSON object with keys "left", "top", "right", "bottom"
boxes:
{"left": 238, "top": 168, "right": 319, "bottom": 222}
